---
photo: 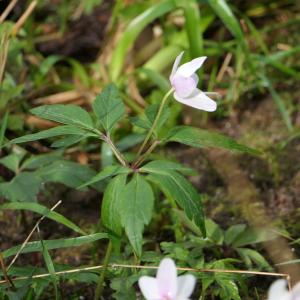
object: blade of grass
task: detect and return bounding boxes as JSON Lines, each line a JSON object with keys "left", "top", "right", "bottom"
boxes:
{"left": 37, "top": 226, "right": 59, "bottom": 300}
{"left": 0, "top": 111, "right": 9, "bottom": 150}
{"left": 109, "top": 0, "right": 177, "bottom": 81}
{"left": 207, "top": 0, "right": 247, "bottom": 50}
{"left": 0, "top": 202, "right": 85, "bottom": 236}
{"left": 261, "top": 74, "right": 293, "bottom": 131}
{"left": 183, "top": 0, "right": 203, "bottom": 58}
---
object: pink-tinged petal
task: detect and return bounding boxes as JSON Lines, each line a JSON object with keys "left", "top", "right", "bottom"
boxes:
{"left": 291, "top": 282, "right": 300, "bottom": 300}
{"left": 139, "top": 276, "right": 161, "bottom": 300}
{"left": 175, "top": 275, "right": 196, "bottom": 300}
{"left": 268, "top": 280, "right": 291, "bottom": 300}
{"left": 176, "top": 56, "right": 207, "bottom": 77}
{"left": 157, "top": 258, "right": 178, "bottom": 299}
{"left": 174, "top": 88, "right": 217, "bottom": 112}
{"left": 171, "top": 74, "right": 198, "bottom": 98}
{"left": 170, "top": 51, "right": 184, "bottom": 81}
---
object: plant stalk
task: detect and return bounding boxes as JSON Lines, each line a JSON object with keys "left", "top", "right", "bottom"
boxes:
{"left": 94, "top": 240, "right": 113, "bottom": 300}
{"left": 135, "top": 88, "right": 174, "bottom": 158}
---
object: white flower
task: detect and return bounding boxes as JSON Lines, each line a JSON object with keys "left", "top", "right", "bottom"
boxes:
{"left": 138, "top": 258, "right": 196, "bottom": 300}
{"left": 268, "top": 279, "right": 300, "bottom": 300}
{"left": 169, "top": 51, "right": 217, "bottom": 112}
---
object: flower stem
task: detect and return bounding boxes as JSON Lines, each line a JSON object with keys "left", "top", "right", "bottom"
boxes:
{"left": 135, "top": 88, "right": 174, "bottom": 158}
{"left": 133, "top": 140, "right": 161, "bottom": 168}
{"left": 94, "top": 240, "right": 113, "bottom": 300}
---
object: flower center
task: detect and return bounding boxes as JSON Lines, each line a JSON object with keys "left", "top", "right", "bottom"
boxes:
{"left": 161, "top": 291, "right": 173, "bottom": 300}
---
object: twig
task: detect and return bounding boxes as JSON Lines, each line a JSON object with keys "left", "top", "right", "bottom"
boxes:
{"left": 7, "top": 200, "right": 62, "bottom": 271}
{"left": 0, "top": 28, "right": 10, "bottom": 83}
{"left": 216, "top": 53, "right": 232, "bottom": 82}
{"left": 0, "top": 253, "right": 14, "bottom": 289}
{"left": 12, "top": 0, "right": 37, "bottom": 36}
{"left": 0, "top": 0, "right": 18, "bottom": 23}
{"left": 0, "top": 263, "right": 290, "bottom": 285}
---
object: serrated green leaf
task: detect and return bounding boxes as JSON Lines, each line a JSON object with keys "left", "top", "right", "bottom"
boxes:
{"left": 205, "top": 219, "right": 224, "bottom": 245}
{"left": 120, "top": 174, "right": 154, "bottom": 256}
{"left": 166, "top": 126, "right": 260, "bottom": 155}
{"left": 116, "top": 133, "right": 145, "bottom": 151}
{"left": 21, "top": 152, "right": 62, "bottom": 170}
{"left": 146, "top": 169, "right": 205, "bottom": 236}
{"left": 236, "top": 248, "right": 271, "bottom": 270}
{"left": 0, "top": 202, "right": 84, "bottom": 235}
{"left": 140, "top": 160, "right": 196, "bottom": 176}
{"left": 131, "top": 104, "right": 170, "bottom": 136}
{"left": 79, "top": 164, "right": 131, "bottom": 189}
{"left": 30, "top": 104, "right": 94, "bottom": 129}
{"left": 101, "top": 174, "right": 127, "bottom": 236}
{"left": 92, "top": 84, "right": 125, "bottom": 132}
{"left": 10, "top": 125, "right": 93, "bottom": 144}
{"left": 51, "top": 134, "right": 87, "bottom": 148}
{"left": 37, "top": 160, "right": 99, "bottom": 190}
{"left": 3, "top": 233, "right": 108, "bottom": 258}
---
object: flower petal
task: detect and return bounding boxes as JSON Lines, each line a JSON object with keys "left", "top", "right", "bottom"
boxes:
{"left": 157, "top": 258, "right": 178, "bottom": 298}
{"left": 175, "top": 275, "right": 196, "bottom": 300}
{"left": 174, "top": 88, "right": 217, "bottom": 112}
{"left": 176, "top": 56, "right": 207, "bottom": 77}
{"left": 171, "top": 74, "right": 198, "bottom": 98}
{"left": 139, "top": 276, "right": 161, "bottom": 300}
{"left": 170, "top": 51, "right": 184, "bottom": 81}
{"left": 268, "top": 280, "right": 291, "bottom": 300}
{"left": 291, "top": 282, "right": 300, "bottom": 300}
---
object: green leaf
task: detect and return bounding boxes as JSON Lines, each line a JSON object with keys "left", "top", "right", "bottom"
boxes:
{"left": 40, "top": 237, "right": 58, "bottom": 298}
{"left": 3, "top": 233, "right": 108, "bottom": 259}
{"left": 141, "top": 160, "right": 196, "bottom": 176}
{"left": 120, "top": 174, "right": 154, "bottom": 256}
{"left": 217, "top": 279, "right": 241, "bottom": 300}
{"left": 10, "top": 125, "right": 93, "bottom": 144}
{"left": 205, "top": 219, "right": 224, "bottom": 245}
{"left": 79, "top": 164, "right": 131, "bottom": 189}
{"left": 146, "top": 169, "right": 205, "bottom": 236}
{"left": 0, "top": 172, "right": 42, "bottom": 202}
{"left": 116, "top": 133, "right": 145, "bottom": 151}
{"left": 224, "top": 224, "right": 246, "bottom": 246}
{"left": 30, "top": 104, "right": 94, "bottom": 129}
{"left": 0, "top": 153, "right": 25, "bottom": 173}
{"left": 92, "top": 84, "right": 125, "bottom": 132}
{"left": 51, "top": 134, "right": 87, "bottom": 148}
{"left": 101, "top": 174, "right": 127, "bottom": 236}
{"left": 37, "top": 160, "right": 99, "bottom": 190}
{"left": 131, "top": 104, "right": 170, "bottom": 136}
{"left": 166, "top": 126, "right": 260, "bottom": 155}
{"left": 0, "top": 202, "right": 84, "bottom": 235}
{"left": 231, "top": 228, "right": 277, "bottom": 248}
{"left": 21, "top": 152, "right": 63, "bottom": 170}
{"left": 236, "top": 248, "right": 270, "bottom": 270}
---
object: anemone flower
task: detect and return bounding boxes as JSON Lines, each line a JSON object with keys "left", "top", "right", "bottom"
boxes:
{"left": 268, "top": 279, "right": 300, "bottom": 300}
{"left": 138, "top": 258, "right": 196, "bottom": 300}
{"left": 169, "top": 51, "right": 217, "bottom": 112}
